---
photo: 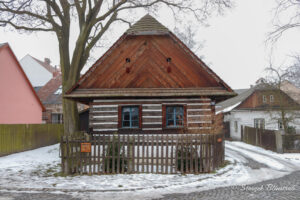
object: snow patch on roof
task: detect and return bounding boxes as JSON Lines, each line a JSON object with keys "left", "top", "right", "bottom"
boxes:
{"left": 216, "top": 101, "right": 241, "bottom": 114}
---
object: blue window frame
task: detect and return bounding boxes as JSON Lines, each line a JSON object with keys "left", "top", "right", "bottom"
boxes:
{"left": 166, "top": 106, "right": 184, "bottom": 127}
{"left": 122, "top": 106, "right": 139, "bottom": 128}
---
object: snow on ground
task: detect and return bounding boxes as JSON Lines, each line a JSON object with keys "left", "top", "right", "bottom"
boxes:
{"left": 0, "top": 142, "right": 299, "bottom": 200}
{"left": 228, "top": 141, "right": 300, "bottom": 164}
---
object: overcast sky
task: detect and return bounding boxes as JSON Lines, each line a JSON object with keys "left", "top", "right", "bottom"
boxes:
{"left": 1, "top": 0, "right": 300, "bottom": 89}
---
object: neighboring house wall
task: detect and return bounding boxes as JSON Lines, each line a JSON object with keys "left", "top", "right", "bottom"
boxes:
{"left": 37, "top": 75, "right": 63, "bottom": 124}
{"left": 281, "top": 81, "right": 300, "bottom": 104}
{"left": 0, "top": 44, "right": 43, "bottom": 124}
{"left": 20, "top": 55, "right": 53, "bottom": 87}
{"left": 224, "top": 110, "right": 300, "bottom": 140}
{"left": 218, "top": 82, "right": 300, "bottom": 140}
{"left": 238, "top": 90, "right": 298, "bottom": 109}
{"left": 42, "top": 104, "right": 63, "bottom": 124}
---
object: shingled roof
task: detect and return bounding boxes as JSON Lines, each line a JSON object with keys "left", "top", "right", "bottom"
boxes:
{"left": 37, "top": 75, "right": 62, "bottom": 105}
{"left": 216, "top": 87, "right": 255, "bottom": 113}
{"left": 216, "top": 83, "right": 283, "bottom": 113}
{"left": 126, "top": 14, "right": 169, "bottom": 35}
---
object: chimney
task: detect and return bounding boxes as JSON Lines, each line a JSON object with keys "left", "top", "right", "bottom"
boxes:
{"left": 52, "top": 66, "right": 61, "bottom": 77}
{"left": 53, "top": 71, "right": 59, "bottom": 77}
{"left": 44, "top": 58, "right": 51, "bottom": 65}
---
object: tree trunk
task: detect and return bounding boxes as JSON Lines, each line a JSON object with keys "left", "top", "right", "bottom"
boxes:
{"left": 60, "top": 37, "right": 81, "bottom": 174}
{"left": 63, "top": 98, "right": 79, "bottom": 136}
{"left": 62, "top": 98, "right": 79, "bottom": 174}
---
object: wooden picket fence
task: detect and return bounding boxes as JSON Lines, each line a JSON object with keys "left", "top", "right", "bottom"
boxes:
{"left": 60, "top": 133, "right": 224, "bottom": 174}
{"left": 241, "top": 126, "right": 277, "bottom": 152}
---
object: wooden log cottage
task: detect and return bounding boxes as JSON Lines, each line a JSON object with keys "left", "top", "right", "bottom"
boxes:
{"left": 65, "top": 15, "right": 236, "bottom": 134}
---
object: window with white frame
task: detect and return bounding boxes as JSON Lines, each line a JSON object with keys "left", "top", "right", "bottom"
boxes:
{"left": 262, "top": 95, "right": 267, "bottom": 103}
{"left": 270, "top": 95, "right": 274, "bottom": 102}
{"left": 254, "top": 118, "right": 265, "bottom": 129}
{"left": 234, "top": 121, "right": 238, "bottom": 133}
{"left": 51, "top": 113, "right": 63, "bottom": 124}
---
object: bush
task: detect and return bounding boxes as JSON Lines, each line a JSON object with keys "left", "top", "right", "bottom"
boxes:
{"left": 176, "top": 146, "right": 202, "bottom": 173}
{"left": 102, "top": 136, "right": 128, "bottom": 173}
{"left": 287, "top": 126, "right": 296, "bottom": 134}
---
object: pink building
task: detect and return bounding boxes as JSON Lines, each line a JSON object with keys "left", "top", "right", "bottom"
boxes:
{"left": 0, "top": 43, "right": 45, "bottom": 124}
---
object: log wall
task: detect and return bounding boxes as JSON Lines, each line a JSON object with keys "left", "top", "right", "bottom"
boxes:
{"left": 90, "top": 98, "right": 213, "bottom": 133}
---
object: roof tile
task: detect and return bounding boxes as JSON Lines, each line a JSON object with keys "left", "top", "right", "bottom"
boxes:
{"left": 37, "top": 75, "right": 62, "bottom": 104}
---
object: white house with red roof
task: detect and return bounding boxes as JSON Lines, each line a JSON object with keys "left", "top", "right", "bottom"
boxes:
{"left": 20, "top": 54, "right": 59, "bottom": 87}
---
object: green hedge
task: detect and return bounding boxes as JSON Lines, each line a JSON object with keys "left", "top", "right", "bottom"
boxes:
{"left": 0, "top": 124, "right": 63, "bottom": 156}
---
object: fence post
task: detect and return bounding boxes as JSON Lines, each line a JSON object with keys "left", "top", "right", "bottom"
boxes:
{"left": 60, "top": 136, "right": 65, "bottom": 174}
{"left": 245, "top": 126, "right": 248, "bottom": 143}
{"left": 255, "top": 128, "right": 258, "bottom": 146}
{"left": 260, "top": 129, "right": 262, "bottom": 146}
{"left": 275, "top": 131, "right": 283, "bottom": 153}
{"left": 128, "top": 136, "right": 134, "bottom": 173}
{"left": 241, "top": 125, "right": 243, "bottom": 141}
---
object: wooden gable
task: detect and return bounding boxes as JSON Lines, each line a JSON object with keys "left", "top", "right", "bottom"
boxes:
{"left": 78, "top": 34, "right": 224, "bottom": 89}
{"left": 66, "top": 15, "right": 235, "bottom": 102}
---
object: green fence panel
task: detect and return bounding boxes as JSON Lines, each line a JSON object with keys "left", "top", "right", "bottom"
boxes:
{"left": 0, "top": 124, "right": 64, "bottom": 156}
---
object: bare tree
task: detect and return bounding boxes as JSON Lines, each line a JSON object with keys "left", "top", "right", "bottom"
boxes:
{"left": 266, "top": 1, "right": 300, "bottom": 131}
{"left": 265, "top": 65, "right": 300, "bottom": 134}
{"left": 269, "top": 0, "right": 300, "bottom": 43}
{"left": 0, "top": 0, "right": 233, "bottom": 136}
{"left": 286, "top": 55, "right": 300, "bottom": 87}
{"left": 173, "top": 25, "right": 206, "bottom": 60}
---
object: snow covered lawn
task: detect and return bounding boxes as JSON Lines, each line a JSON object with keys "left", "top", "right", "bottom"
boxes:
{"left": 0, "top": 141, "right": 299, "bottom": 200}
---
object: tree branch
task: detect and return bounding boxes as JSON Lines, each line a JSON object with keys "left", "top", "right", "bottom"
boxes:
{"left": 82, "top": 12, "right": 118, "bottom": 71}
{"left": 0, "top": 19, "right": 53, "bottom": 31}
{"left": 74, "top": 0, "right": 86, "bottom": 30}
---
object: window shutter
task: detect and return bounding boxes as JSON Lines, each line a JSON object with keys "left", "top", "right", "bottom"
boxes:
{"left": 184, "top": 104, "right": 187, "bottom": 127}
{"left": 118, "top": 105, "right": 122, "bottom": 128}
{"left": 162, "top": 105, "right": 166, "bottom": 128}
{"left": 211, "top": 102, "right": 215, "bottom": 125}
{"left": 139, "top": 105, "right": 142, "bottom": 128}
